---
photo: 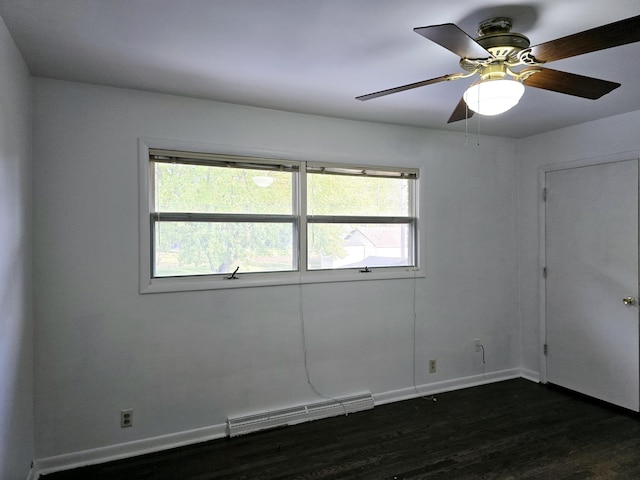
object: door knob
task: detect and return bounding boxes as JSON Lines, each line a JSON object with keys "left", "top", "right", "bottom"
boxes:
{"left": 623, "top": 296, "right": 636, "bottom": 306}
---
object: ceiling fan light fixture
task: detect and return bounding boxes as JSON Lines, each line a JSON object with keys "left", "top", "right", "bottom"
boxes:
{"left": 463, "top": 79, "right": 525, "bottom": 116}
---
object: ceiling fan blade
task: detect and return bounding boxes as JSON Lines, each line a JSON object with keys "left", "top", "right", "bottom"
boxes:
{"left": 521, "top": 67, "right": 620, "bottom": 99}
{"left": 530, "top": 14, "right": 640, "bottom": 63}
{"left": 356, "top": 73, "right": 463, "bottom": 101}
{"left": 447, "top": 97, "right": 474, "bottom": 123}
{"left": 414, "top": 24, "right": 491, "bottom": 59}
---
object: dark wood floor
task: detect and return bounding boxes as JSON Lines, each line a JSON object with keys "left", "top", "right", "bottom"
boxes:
{"left": 43, "top": 379, "right": 640, "bottom": 479}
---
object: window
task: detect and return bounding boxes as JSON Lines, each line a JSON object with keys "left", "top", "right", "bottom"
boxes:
{"left": 151, "top": 150, "right": 298, "bottom": 277}
{"left": 140, "top": 142, "right": 420, "bottom": 292}
{"left": 306, "top": 163, "right": 416, "bottom": 270}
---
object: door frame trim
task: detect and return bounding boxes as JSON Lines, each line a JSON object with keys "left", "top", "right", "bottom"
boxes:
{"left": 537, "top": 150, "right": 640, "bottom": 384}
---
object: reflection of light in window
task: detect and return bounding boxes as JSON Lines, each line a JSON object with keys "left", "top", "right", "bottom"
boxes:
{"left": 253, "top": 176, "right": 274, "bottom": 187}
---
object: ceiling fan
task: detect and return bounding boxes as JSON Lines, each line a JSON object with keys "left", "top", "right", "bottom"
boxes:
{"left": 356, "top": 14, "right": 640, "bottom": 122}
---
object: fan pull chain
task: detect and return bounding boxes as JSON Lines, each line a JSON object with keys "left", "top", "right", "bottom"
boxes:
{"left": 465, "top": 102, "right": 480, "bottom": 148}
{"left": 464, "top": 102, "right": 469, "bottom": 146}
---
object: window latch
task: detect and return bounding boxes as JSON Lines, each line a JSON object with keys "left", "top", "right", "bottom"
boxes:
{"left": 359, "top": 266, "right": 371, "bottom": 273}
{"left": 225, "top": 266, "right": 240, "bottom": 280}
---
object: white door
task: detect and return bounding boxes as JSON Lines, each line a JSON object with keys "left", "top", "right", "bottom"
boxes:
{"left": 545, "top": 159, "right": 639, "bottom": 411}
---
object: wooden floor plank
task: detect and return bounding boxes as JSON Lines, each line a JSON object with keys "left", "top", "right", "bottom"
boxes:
{"left": 42, "top": 379, "right": 640, "bottom": 479}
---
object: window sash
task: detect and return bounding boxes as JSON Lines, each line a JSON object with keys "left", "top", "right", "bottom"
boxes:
{"left": 152, "top": 212, "right": 297, "bottom": 223}
{"left": 151, "top": 217, "right": 299, "bottom": 277}
{"left": 306, "top": 220, "right": 416, "bottom": 270}
{"left": 307, "top": 215, "right": 414, "bottom": 224}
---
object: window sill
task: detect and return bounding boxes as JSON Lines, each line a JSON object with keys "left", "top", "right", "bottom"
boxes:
{"left": 140, "top": 268, "right": 423, "bottom": 294}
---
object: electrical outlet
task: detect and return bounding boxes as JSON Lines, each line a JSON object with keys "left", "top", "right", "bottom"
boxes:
{"left": 428, "top": 359, "right": 437, "bottom": 373}
{"left": 121, "top": 408, "right": 133, "bottom": 428}
{"left": 474, "top": 339, "right": 482, "bottom": 352}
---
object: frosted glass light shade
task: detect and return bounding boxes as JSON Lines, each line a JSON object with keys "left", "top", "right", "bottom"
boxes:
{"left": 463, "top": 79, "right": 525, "bottom": 116}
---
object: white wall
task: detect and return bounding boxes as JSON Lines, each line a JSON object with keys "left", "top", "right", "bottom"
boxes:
{"left": 0, "top": 15, "right": 33, "bottom": 480}
{"left": 32, "top": 78, "right": 519, "bottom": 460}
{"left": 518, "top": 110, "right": 640, "bottom": 374}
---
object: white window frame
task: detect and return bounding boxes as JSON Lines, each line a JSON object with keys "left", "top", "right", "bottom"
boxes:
{"left": 139, "top": 138, "right": 424, "bottom": 293}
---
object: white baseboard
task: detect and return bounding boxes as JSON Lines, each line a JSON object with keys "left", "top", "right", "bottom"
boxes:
{"left": 33, "top": 369, "right": 538, "bottom": 478}
{"left": 26, "top": 466, "right": 37, "bottom": 480}
{"left": 373, "top": 368, "right": 522, "bottom": 406}
{"left": 35, "top": 423, "right": 227, "bottom": 478}
{"left": 519, "top": 368, "right": 541, "bottom": 383}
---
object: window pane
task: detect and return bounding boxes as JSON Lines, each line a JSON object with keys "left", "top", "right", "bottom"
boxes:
{"left": 154, "top": 221, "right": 295, "bottom": 277}
{"left": 307, "top": 174, "right": 409, "bottom": 216}
{"left": 155, "top": 162, "right": 292, "bottom": 214}
{"left": 307, "top": 223, "right": 413, "bottom": 270}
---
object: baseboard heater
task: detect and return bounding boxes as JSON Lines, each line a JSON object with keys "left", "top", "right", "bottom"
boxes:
{"left": 227, "top": 392, "right": 374, "bottom": 437}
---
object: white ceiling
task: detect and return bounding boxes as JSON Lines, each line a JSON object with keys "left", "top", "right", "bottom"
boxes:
{"left": 1, "top": 0, "right": 639, "bottom": 138}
